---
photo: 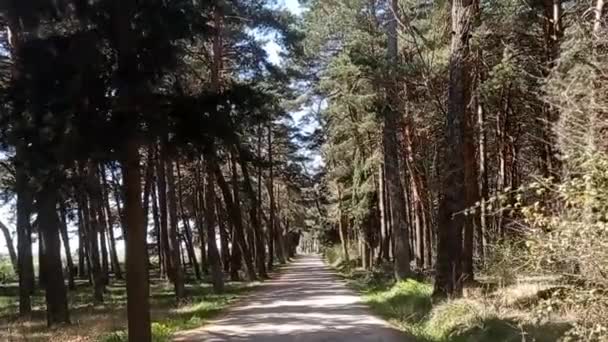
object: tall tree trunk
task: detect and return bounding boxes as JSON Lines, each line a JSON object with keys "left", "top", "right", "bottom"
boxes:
{"left": 82, "top": 162, "right": 105, "bottom": 302}
{"left": 176, "top": 160, "right": 201, "bottom": 280}
{"left": 193, "top": 161, "right": 208, "bottom": 274}
{"left": 58, "top": 204, "right": 76, "bottom": 290}
{"left": 11, "top": 29, "right": 35, "bottom": 313}
{"left": 403, "top": 123, "right": 426, "bottom": 269}
{"left": 166, "top": 157, "right": 185, "bottom": 299}
{"left": 473, "top": 14, "right": 488, "bottom": 265}
{"left": 113, "top": 0, "right": 152, "bottom": 337}
{"left": 100, "top": 165, "right": 123, "bottom": 279}
{"left": 231, "top": 153, "right": 258, "bottom": 280}
{"left": 386, "top": 0, "right": 411, "bottom": 280}
{"left": 257, "top": 127, "right": 264, "bottom": 263}
{"left": 217, "top": 200, "right": 231, "bottom": 273}
{"left": 540, "top": 0, "right": 562, "bottom": 178}
{"left": 139, "top": 148, "right": 155, "bottom": 266}
{"left": 462, "top": 130, "right": 478, "bottom": 281}
{"left": 110, "top": 167, "right": 127, "bottom": 241}
{"left": 5, "top": 6, "right": 25, "bottom": 290}
{"left": 267, "top": 125, "right": 275, "bottom": 270}
{"left": 157, "top": 144, "right": 174, "bottom": 282}
{"left": 37, "top": 184, "right": 70, "bottom": 326}
{"left": 204, "top": 163, "right": 225, "bottom": 293}
{"left": 378, "top": 163, "right": 389, "bottom": 262}
{"left": 122, "top": 139, "right": 152, "bottom": 341}
{"left": 92, "top": 166, "right": 112, "bottom": 283}
{"left": 337, "top": 187, "right": 350, "bottom": 264}
{"left": 476, "top": 99, "right": 488, "bottom": 265}
{"left": 151, "top": 183, "right": 164, "bottom": 278}
{"left": 77, "top": 206, "right": 92, "bottom": 282}
{"left": 274, "top": 186, "right": 287, "bottom": 264}
{"left": 97, "top": 204, "right": 110, "bottom": 286}
{"left": 496, "top": 92, "right": 514, "bottom": 237}
{"left": 434, "top": 0, "right": 473, "bottom": 299}
{"left": 78, "top": 218, "right": 86, "bottom": 279}
{"left": 38, "top": 230, "right": 46, "bottom": 289}
{"left": 232, "top": 154, "right": 255, "bottom": 267}
{"left": 236, "top": 146, "right": 268, "bottom": 279}
{"left": 208, "top": 150, "right": 257, "bottom": 281}
{"left": 85, "top": 196, "right": 104, "bottom": 302}
{"left": 463, "top": 80, "right": 480, "bottom": 282}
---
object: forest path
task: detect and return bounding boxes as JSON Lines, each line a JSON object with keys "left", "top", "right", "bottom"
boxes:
{"left": 173, "top": 255, "right": 410, "bottom": 341}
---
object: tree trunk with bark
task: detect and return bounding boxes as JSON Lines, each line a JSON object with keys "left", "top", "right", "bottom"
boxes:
{"left": 193, "top": 161, "right": 208, "bottom": 274}
{"left": 434, "top": 0, "right": 474, "bottom": 299}
{"left": 176, "top": 160, "right": 201, "bottom": 280}
{"left": 121, "top": 139, "right": 152, "bottom": 341}
{"left": 204, "top": 163, "right": 225, "bottom": 293}
{"left": 157, "top": 144, "right": 174, "bottom": 282}
{"left": 231, "top": 153, "right": 255, "bottom": 269}
{"left": 37, "top": 184, "right": 70, "bottom": 326}
{"left": 77, "top": 218, "right": 86, "bottom": 279}
{"left": 9, "top": 19, "right": 36, "bottom": 314}
{"left": 208, "top": 150, "right": 257, "bottom": 281}
{"left": 463, "top": 90, "right": 480, "bottom": 282}
{"left": 58, "top": 204, "right": 76, "bottom": 290}
{"left": 386, "top": 0, "right": 411, "bottom": 280}
{"left": 110, "top": 167, "right": 127, "bottom": 242}
{"left": 77, "top": 206, "right": 91, "bottom": 282}
{"left": 275, "top": 187, "right": 287, "bottom": 264}
{"left": 151, "top": 184, "right": 164, "bottom": 278}
{"left": 337, "top": 186, "right": 350, "bottom": 264}
{"left": 236, "top": 146, "right": 268, "bottom": 279}
{"left": 217, "top": 200, "right": 231, "bottom": 273}
{"left": 100, "top": 165, "right": 123, "bottom": 279}
{"left": 113, "top": 0, "right": 152, "bottom": 337}
{"left": 17, "top": 174, "right": 35, "bottom": 315}
{"left": 267, "top": 125, "right": 275, "bottom": 270}
{"left": 378, "top": 163, "right": 390, "bottom": 262}
{"left": 82, "top": 162, "right": 105, "bottom": 302}
{"left": 166, "top": 157, "right": 186, "bottom": 300}
{"left": 540, "top": 0, "right": 562, "bottom": 179}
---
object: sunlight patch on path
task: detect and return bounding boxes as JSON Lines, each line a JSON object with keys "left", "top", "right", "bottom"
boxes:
{"left": 173, "top": 255, "right": 411, "bottom": 342}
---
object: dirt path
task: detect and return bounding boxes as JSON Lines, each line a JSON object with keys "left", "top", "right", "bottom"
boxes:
{"left": 173, "top": 255, "right": 410, "bottom": 341}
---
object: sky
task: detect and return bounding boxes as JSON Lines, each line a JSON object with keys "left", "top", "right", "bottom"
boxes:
{"left": 260, "top": 0, "right": 303, "bottom": 65}
{"left": 0, "top": 0, "right": 310, "bottom": 259}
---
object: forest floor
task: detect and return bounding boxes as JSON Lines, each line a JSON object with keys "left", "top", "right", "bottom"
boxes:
{"left": 0, "top": 275, "right": 258, "bottom": 341}
{"left": 329, "top": 259, "right": 574, "bottom": 342}
{"left": 173, "top": 255, "right": 410, "bottom": 342}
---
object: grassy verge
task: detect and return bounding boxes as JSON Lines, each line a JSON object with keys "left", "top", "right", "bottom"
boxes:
{"left": 328, "top": 258, "right": 572, "bottom": 342}
{"left": 0, "top": 279, "right": 258, "bottom": 342}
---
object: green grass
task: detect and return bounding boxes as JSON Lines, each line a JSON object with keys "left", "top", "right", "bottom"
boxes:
{"left": 0, "top": 278, "right": 257, "bottom": 342}
{"left": 332, "top": 261, "right": 571, "bottom": 342}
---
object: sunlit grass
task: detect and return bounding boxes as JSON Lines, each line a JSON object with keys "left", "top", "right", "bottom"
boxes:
{"left": 0, "top": 279, "right": 257, "bottom": 341}
{"left": 331, "top": 260, "right": 572, "bottom": 342}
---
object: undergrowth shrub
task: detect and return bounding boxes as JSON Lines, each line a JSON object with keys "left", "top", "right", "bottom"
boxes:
{"left": 322, "top": 244, "right": 342, "bottom": 266}
{"left": 483, "top": 239, "right": 530, "bottom": 287}
{"left": 100, "top": 323, "right": 174, "bottom": 342}
{"left": 425, "top": 299, "right": 489, "bottom": 339}
{"left": 0, "top": 259, "right": 15, "bottom": 283}
{"left": 322, "top": 243, "right": 361, "bottom": 272}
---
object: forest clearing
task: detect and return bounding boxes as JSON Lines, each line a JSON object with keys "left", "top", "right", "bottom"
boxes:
{"left": 0, "top": 0, "right": 607, "bottom": 341}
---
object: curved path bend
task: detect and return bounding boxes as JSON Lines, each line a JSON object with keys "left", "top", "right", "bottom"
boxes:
{"left": 173, "top": 255, "right": 409, "bottom": 342}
